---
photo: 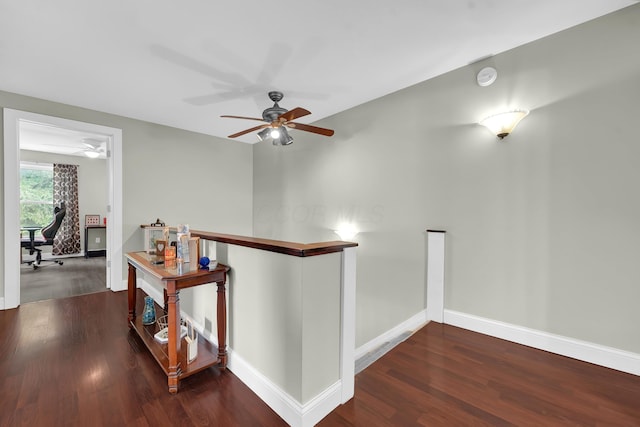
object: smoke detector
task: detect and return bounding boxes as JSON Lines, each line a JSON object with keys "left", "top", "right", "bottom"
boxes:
{"left": 476, "top": 67, "right": 498, "bottom": 87}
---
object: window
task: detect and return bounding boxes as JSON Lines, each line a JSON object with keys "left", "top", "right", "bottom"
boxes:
{"left": 20, "top": 162, "right": 54, "bottom": 229}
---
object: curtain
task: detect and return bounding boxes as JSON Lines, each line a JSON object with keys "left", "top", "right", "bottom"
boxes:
{"left": 53, "top": 164, "right": 81, "bottom": 255}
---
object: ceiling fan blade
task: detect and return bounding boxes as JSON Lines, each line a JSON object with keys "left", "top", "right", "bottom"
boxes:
{"left": 278, "top": 107, "right": 311, "bottom": 123}
{"left": 286, "top": 122, "right": 335, "bottom": 137}
{"left": 228, "top": 124, "right": 269, "bottom": 138}
{"left": 221, "top": 115, "right": 265, "bottom": 122}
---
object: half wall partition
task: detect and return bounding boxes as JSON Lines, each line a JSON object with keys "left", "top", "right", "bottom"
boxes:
{"left": 136, "top": 229, "right": 357, "bottom": 427}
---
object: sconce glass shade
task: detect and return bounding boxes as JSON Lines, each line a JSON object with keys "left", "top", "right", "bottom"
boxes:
{"left": 480, "top": 110, "right": 529, "bottom": 139}
{"left": 272, "top": 127, "right": 294, "bottom": 146}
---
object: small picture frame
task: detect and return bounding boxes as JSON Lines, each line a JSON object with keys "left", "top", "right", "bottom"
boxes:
{"left": 85, "top": 214, "right": 101, "bottom": 226}
{"left": 145, "top": 226, "right": 170, "bottom": 254}
{"left": 155, "top": 240, "right": 167, "bottom": 257}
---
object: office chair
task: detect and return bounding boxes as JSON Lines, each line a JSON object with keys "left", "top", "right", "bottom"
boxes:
{"left": 21, "top": 202, "right": 66, "bottom": 269}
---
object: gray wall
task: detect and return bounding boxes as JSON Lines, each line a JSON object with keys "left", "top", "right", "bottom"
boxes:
{"left": 253, "top": 5, "right": 640, "bottom": 353}
{"left": 1, "top": 90, "right": 253, "bottom": 297}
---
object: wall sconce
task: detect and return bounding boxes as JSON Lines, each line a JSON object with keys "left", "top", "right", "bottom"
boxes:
{"left": 479, "top": 110, "right": 529, "bottom": 139}
{"left": 334, "top": 223, "right": 358, "bottom": 240}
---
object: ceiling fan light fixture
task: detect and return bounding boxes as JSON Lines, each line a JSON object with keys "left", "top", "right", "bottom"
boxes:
{"left": 272, "top": 127, "right": 293, "bottom": 146}
{"left": 257, "top": 128, "right": 271, "bottom": 141}
{"left": 222, "top": 92, "right": 334, "bottom": 145}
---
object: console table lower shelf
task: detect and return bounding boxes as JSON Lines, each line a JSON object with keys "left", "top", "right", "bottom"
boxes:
{"left": 129, "top": 294, "right": 220, "bottom": 381}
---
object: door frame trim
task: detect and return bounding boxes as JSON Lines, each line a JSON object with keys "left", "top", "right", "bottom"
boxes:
{"left": 3, "top": 108, "right": 123, "bottom": 308}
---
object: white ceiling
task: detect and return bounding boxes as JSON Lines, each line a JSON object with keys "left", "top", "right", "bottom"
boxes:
{"left": 1, "top": 0, "right": 636, "bottom": 150}
{"left": 19, "top": 121, "right": 108, "bottom": 159}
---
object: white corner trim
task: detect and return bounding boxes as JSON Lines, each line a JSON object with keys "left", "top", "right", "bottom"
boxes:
{"left": 426, "top": 231, "right": 445, "bottom": 322}
{"left": 117, "top": 279, "right": 129, "bottom": 293}
{"left": 444, "top": 309, "right": 640, "bottom": 376}
{"left": 340, "top": 247, "right": 356, "bottom": 403}
{"left": 3, "top": 108, "right": 21, "bottom": 309}
{"left": 356, "top": 309, "right": 428, "bottom": 360}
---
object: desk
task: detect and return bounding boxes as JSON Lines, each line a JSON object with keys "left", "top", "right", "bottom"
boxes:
{"left": 21, "top": 226, "right": 42, "bottom": 252}
{"left": 126, "top": 251, "right": 229, "bottom": 393}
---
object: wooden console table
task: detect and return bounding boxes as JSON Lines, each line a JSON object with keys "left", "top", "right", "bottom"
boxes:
{"left": 126, "top": 251, "right": 229, "bottom": 393}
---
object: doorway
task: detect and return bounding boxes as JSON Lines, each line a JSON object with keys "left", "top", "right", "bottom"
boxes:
{"left": 3, "top": 109, "right": 123, "bottom": 309}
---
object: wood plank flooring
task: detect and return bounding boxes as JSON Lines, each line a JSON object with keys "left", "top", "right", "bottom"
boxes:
{"left": 2, "top": 290, "right": 639, "bottom": 426}
{"left": 319, "top": 322, "right": 640, "bottom": 426}
{"left": 0, "top": 290, "right": 286, "bottom": 427}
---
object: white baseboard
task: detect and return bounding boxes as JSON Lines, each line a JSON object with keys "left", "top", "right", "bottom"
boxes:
{"left": 130, "top": 279, "right": 640, "bottom": 426}
{"left": 353, "top": 306, "right": 640, "bottom": 380}
{"left": 0, "top": 297, "right": 5, "bottom": 310}
{"left": 192, "top": 314, "right": 341, "bottom": 426}
{"left": 300, "top": 381, "right": 343, "bottom": 427}
{"left": 137, "top": 278, "right": 341, "bottom": 426}
{"left": 355, "top": 309, "right": 428, "bottom": 360}
{"left": 229, "top": 349, "right": 342, "bottom": 427}
{"left": 111, "top": 278, "right": 128, "bottom": 292}
{"left": 444, "top": 309, "right": 640, "bottom": 376}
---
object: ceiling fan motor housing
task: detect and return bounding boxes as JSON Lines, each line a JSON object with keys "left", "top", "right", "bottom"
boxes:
{"left": 268, "top": 91, "right": 283, "bottom": 103}
{"left": 262, "top": 91, "right": 287, "bottom": 122}
{"left": 262, "top": 105, "right": 287, "bottom": 122}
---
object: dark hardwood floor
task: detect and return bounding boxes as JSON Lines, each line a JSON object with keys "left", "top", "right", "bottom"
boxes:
{"left": 2, "top": 290, "right": 639, "bottom": 426}
{"left": 0, "top": 290, "right": 286, "bottom": 427}
{"left": 20, "top": 256, "right": 107, "bottom": 304}
{"left": 319, "top": 322, "right": 640, "bottom": 426}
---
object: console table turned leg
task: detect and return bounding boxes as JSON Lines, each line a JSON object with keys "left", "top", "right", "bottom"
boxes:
{"left": 167, "top": 280, "right": 181, "bottom": 393}
{"left": 127, "top": 263, "right": 137, "bottom": 326}
{"left": 163, "top": 288, "right": 168, "bottom": 314}
{"left": 217, "top": 281, "right": 228, "bottom": 369}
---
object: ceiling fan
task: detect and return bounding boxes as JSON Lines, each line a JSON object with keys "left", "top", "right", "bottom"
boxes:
{"left": 221, "top": 91, "right": 334, "bottom": 145}
{"left": 78, "top": 139, "right": 106, "bottom": 159}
